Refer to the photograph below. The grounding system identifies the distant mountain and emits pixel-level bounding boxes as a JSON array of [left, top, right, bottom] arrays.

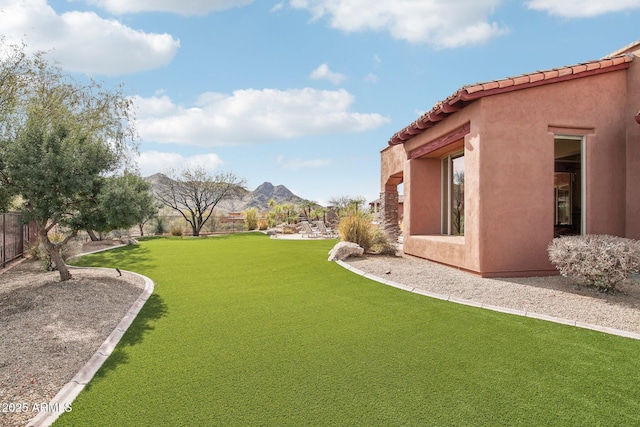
[[242, 182, 304, 210], [144, 174, 306, 212], [144, 172, 174, 188]]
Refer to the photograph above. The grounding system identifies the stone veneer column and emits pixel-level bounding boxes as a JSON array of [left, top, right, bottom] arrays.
[[380, 191, 399, 239]]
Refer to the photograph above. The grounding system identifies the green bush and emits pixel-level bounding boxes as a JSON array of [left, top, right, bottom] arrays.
[[244, 208, 259, 231], [153, 216, 168, 235], [548, 234, 640, 292]]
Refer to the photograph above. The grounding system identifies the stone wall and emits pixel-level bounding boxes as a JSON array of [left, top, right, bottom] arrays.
[[380, 191, 399, 239]]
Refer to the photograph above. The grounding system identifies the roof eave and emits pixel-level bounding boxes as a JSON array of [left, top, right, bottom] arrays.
[[388, 54, 633, 146]]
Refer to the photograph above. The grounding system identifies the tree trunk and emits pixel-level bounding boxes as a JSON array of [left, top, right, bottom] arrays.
[[40, 229, 72, 281], [192, 224, 199, 237], [138, 223, 145, 236], [51, 246, 72, 281], [86, 229, 100, 241]]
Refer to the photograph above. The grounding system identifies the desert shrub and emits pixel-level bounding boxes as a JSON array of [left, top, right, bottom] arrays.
[[369, 225, 397, 255], [548, 234, 640, 292], [169, 225, 183, 236], [282, 224, 298, 234], [257, 218, 269, 231], [244, 208, 259, 231], [338, 210, 375, 252], [153, 216, 168, 235]]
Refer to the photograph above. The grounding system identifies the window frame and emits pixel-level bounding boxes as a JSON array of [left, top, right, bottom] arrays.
[[554, 134, 586, 235], [441, 150, 465, 235]]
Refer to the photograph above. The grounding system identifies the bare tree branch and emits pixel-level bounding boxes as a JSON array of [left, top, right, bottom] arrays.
[[154, 167, 246, 236]]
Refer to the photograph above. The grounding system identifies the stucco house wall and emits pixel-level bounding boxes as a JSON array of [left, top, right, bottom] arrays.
[[476, 68, 629, 275], [381, 42, 640, 277], [625, 55, 640, 239], [402, 104, 482, 273]]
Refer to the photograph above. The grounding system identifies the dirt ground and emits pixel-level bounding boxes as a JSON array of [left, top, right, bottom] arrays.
[[0, 242, 144, 427]]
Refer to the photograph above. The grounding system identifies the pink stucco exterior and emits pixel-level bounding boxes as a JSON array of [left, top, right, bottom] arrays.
[[381, 42, 640, 277]]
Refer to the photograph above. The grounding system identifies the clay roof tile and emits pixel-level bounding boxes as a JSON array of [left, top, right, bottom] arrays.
[[528, 72, 545, 83], [557, 67, 573, 77], [585, 61, 602, 71], [482, 81, 500, 91], [512, 75, 531, 86], [574, 64, 588, 73], [600, 58, 614, 68], [498, 78, 515, 88], [464, 84, 485, 94]]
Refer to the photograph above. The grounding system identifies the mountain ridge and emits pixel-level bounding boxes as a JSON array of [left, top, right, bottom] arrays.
[[144, 173, 306, 212]]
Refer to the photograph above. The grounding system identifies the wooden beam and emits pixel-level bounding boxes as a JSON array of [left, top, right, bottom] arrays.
[[409, 122, 470, 159]]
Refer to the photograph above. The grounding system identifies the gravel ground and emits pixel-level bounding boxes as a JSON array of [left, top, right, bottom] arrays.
[[345, 253, 640, 334], [0, 243, 144, 427]]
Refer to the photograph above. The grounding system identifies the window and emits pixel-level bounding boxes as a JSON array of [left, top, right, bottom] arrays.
[[554, 136, 583, 236], [442, 152, 465, 235]]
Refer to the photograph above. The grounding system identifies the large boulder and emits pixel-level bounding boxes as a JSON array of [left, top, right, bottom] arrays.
[[120, 236, 139, 246], [328, 241, 364, 261]]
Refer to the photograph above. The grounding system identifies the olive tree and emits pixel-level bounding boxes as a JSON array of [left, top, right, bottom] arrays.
[[154, 166, 246, 237], [0, 40, 33, 212], [74, 172, 158, 239], [0, 42, 137, 280]]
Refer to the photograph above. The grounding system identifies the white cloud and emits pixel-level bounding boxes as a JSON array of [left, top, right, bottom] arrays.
[[271, 2, 285, 12], [289, 0, 508, 48], [309, 63, 347, 85], [364, 73, 378, 83], [134, 88, 389, 146], [78, 0, 253, 16], [0, 0, 179, 75], [137, 151, 224, 176], [525, 0, 640, 17], [276, 155, 332, 170]]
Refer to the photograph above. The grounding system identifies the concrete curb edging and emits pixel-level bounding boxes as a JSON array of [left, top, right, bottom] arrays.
[[27, 246, 154, 427], [336, 260, 640, 341]]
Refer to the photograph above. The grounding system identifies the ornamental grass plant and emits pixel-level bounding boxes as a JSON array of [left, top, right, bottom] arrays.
[[337, 206, 394, 254], [337, 209, 374, 251]]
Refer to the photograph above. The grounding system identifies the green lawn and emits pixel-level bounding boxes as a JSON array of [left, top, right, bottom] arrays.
[[56, 233, 640, 426]]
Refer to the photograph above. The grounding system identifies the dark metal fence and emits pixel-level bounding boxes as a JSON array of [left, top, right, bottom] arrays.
[[1, 212, 36, 268]]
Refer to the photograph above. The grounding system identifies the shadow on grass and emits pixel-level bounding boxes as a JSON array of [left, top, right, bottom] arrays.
[[84, 292, 169, 390], [71, 245, 156, 273]]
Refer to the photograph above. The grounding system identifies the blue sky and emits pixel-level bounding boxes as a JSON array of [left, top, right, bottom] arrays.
[[1, 1, 639, 205]]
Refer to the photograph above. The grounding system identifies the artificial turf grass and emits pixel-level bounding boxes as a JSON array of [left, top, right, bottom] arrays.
[[56, 233, 640, 426]]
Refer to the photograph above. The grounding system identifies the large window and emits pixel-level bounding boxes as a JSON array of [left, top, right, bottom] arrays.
[[442, 152, 465, 235]]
